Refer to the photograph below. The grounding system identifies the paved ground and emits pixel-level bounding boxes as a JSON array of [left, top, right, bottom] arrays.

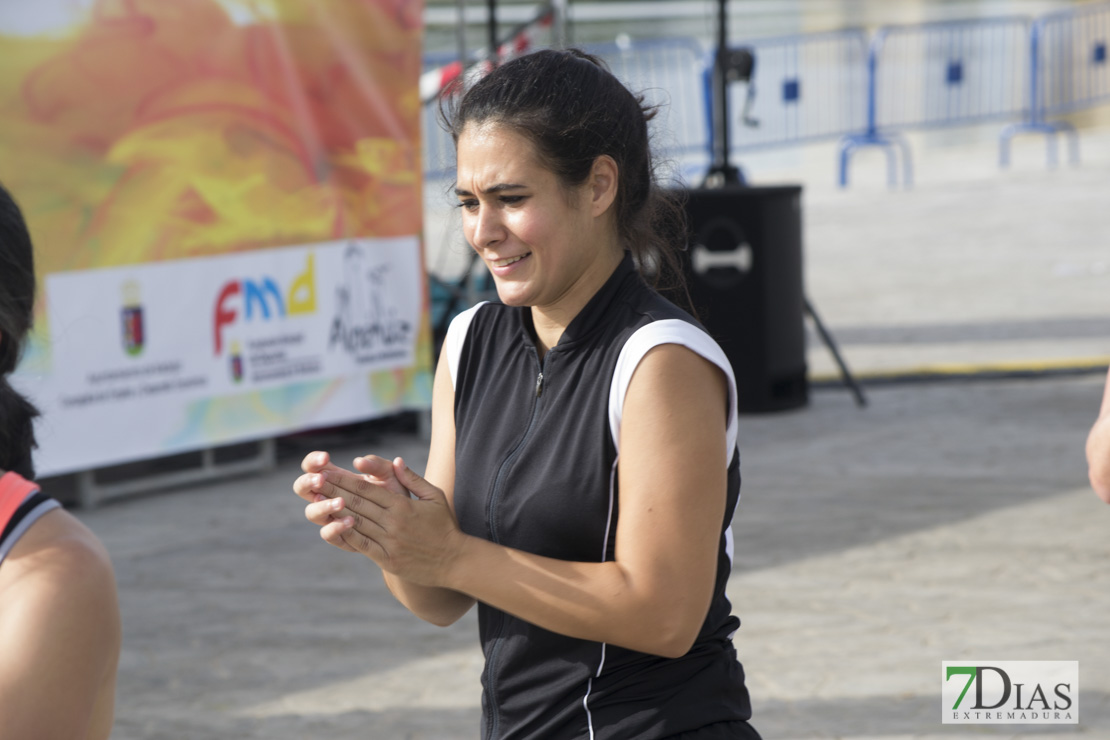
[[796, 122, 1110, 381], [66, 122, 1110, 738]]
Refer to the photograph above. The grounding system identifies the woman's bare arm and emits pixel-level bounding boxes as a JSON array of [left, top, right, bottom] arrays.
[[0, 509, 121, 740], [317, 344, 729, 657]]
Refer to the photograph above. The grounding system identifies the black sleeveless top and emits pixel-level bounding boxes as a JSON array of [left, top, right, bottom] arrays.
[[445, 255, 754, 739]]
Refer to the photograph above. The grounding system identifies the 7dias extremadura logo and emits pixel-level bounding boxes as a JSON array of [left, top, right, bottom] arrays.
[[942, 661, 1078, 724]]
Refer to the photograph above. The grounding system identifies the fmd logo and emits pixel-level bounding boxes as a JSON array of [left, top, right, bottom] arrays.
[[942, 661, 1077, 724], [212, 253, 316, 354]]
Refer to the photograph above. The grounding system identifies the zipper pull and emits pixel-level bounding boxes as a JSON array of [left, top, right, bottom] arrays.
[[535, 371, 544, 397]]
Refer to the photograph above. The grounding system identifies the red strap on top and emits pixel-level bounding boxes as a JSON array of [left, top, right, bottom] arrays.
[[0, 471, 40, 530]]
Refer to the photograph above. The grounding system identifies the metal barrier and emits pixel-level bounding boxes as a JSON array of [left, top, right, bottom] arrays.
[[421, 50, 462, 180], [875, 17, 1031, 130], [714, 29, 869, 155], [589, 37, 710, 180], [422, 37, 710, 182], [1000, 1, 1110, 167], [839, 16, 1031, 187], [421, 3, 557, 180], [1038, 1, 1110, 116], [421, 6, 1110, 189]]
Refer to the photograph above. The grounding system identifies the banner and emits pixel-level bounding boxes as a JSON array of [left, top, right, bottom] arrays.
[[1, 0, 430, 476]]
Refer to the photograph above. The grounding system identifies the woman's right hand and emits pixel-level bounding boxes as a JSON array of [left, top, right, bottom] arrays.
[[293, 451, 409, 554]]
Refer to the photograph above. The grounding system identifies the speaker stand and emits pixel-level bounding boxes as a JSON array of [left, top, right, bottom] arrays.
[[804, 296, 867, 408]]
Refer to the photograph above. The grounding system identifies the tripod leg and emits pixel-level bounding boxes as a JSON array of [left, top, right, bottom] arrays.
[[804, 296, 867, 408]]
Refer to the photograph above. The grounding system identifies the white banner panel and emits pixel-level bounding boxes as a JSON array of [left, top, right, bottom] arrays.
[[23, 237, 428, 476], [1, 0, 428, 478]]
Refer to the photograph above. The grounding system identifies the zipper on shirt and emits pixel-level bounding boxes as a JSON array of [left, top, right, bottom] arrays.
[[482, 347, 549, 740], [486, 348, 548, 544]]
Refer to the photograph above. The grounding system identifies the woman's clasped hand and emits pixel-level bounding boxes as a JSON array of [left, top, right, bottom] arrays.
[[295, 452, 465, 588]]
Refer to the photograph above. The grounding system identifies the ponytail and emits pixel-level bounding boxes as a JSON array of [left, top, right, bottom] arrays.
[[0, 181, 40, 479], [0, 376, 38, 479]]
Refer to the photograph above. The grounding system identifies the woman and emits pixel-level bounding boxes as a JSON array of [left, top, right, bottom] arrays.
[[295, 49, 761, 739], [0, 183, 121, 739], [1087, 367, 1110, 503]]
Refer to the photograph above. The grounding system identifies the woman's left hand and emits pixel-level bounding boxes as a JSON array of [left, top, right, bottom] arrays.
[[309, 457, 467, 587]]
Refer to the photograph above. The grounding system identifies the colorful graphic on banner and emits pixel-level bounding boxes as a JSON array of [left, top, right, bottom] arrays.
[[2, 0, 430, 476]]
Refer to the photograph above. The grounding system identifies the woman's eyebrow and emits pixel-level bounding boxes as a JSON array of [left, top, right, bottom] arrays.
[[454, 182, 527, 197]]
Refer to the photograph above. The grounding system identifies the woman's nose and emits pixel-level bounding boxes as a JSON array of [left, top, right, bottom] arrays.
[[470, 204, 504, 248]]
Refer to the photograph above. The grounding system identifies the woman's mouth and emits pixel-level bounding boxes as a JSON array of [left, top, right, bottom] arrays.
[[491, 253, 530, 268]]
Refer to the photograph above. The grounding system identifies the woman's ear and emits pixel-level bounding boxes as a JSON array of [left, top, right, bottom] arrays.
[[589, 155, 619, 217]]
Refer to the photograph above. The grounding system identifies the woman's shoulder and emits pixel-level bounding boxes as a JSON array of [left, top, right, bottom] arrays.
[[0, 469, 39, 503], [608, 305, 739, 456], [628, 280, 707, 332], [449, 299, 518, 330], [443, 301, 520, 389], [0, 498, 120, 740], [4, 506, 111, 571], [0, 506, 119, 676], [444, 301, 523, 356], [2, 507, 115, 596], [613, 281, 718, 353], [615, 317, 734, 393]]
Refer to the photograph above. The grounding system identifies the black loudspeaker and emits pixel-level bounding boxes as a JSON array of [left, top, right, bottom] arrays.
[[675, 185, 808, 413]]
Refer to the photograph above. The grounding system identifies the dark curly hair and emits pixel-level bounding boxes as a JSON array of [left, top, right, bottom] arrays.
[[0, 183, 40, 479], [442, 48, 689, 298]]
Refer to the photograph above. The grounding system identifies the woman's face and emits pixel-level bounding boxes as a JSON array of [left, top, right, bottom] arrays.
[[454, 122, 618, 313]]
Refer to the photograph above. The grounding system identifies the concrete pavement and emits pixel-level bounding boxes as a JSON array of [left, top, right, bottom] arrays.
[[67, 123, 1110, 739], [78, 375, 1109, 739]]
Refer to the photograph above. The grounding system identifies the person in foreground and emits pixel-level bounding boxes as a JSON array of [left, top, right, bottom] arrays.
[[0, 183, 121, 739], [1086, 367, 1110, 503], [295, 49, 761, 739]]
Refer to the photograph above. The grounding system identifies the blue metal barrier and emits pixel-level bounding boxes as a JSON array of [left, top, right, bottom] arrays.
[[874, 17, 1031, 130], [423, 6, 1110, 190], [1000, 2, 1110, 167], [713, 29, 869, 156], [839, 16, 1031, 187]]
